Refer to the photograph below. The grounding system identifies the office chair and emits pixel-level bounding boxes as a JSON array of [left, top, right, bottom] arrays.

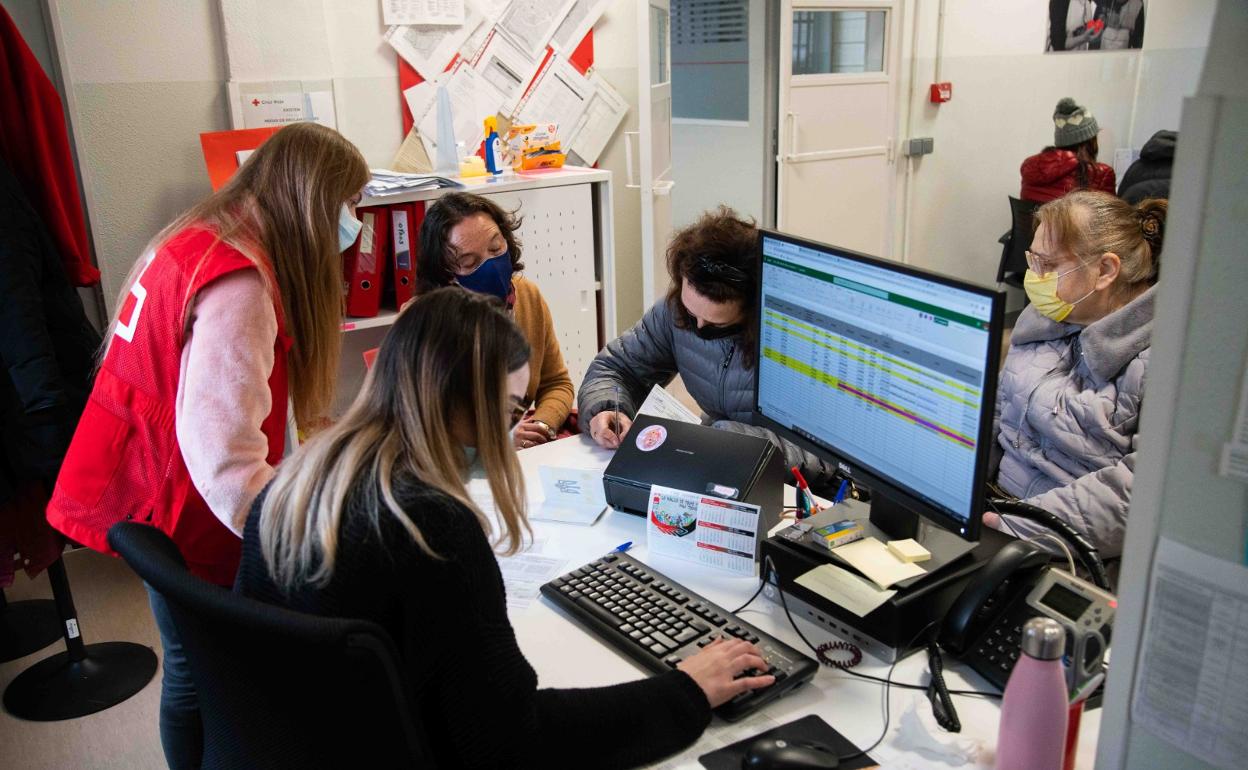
[[996, 196, 1040, 290], [107, 522, 436, 769]]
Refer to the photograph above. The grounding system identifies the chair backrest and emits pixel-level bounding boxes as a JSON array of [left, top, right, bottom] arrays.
[[998, 196, 1041, 284], [108, 522, 435, 769]]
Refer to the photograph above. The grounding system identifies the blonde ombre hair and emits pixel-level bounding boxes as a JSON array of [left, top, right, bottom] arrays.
[[107, 122, 369, 426], [1036, 190, 1167, 297], [258, 288, 532, 588]]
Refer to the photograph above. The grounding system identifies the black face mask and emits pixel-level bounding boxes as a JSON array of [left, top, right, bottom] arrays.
[[694, 323, 744, 340]]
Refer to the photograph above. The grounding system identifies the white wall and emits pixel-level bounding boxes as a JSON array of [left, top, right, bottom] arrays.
[[217, 0, 402, 168], [593, 2, 644, 331], [895, 0, 1215, 284], [46, 0, 231, 309], [671, 0, 767, 229]]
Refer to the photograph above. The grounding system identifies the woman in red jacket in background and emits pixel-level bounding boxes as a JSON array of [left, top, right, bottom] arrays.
[[46, 122, 369, 769], [1021, 97, 1116, 203]]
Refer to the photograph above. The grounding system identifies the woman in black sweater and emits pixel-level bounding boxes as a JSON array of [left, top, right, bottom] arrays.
[[236, 289, 774, 768]]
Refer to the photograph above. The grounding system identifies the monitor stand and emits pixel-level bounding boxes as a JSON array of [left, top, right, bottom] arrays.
[[856, 492, 978, 589]]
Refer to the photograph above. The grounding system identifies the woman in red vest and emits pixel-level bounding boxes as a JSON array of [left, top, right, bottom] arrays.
[[47, 122, 369, 769]]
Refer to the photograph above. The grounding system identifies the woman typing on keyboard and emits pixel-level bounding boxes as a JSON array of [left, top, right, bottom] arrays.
[[235, 289, 775, 768]]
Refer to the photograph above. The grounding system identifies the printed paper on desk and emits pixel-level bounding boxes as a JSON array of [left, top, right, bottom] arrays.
[[382, 0, 465, 27], [795, 563, 896, 618], [637, 384, 699, 425], [646, 486, 758, 576], [529, 466, 606, 526]]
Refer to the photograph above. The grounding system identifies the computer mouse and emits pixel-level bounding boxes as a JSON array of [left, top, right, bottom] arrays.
[[741, 737, 839, 769]]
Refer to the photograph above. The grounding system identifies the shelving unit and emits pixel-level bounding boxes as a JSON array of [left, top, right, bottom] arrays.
[[334, 166, 615, 415]]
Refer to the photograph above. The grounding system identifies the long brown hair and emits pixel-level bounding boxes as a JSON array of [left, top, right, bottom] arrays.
[[108, 122, 369, 426], [1036, 190, 1167, 296], [664, 206, 760, 366], [258, 288, 532, 588]]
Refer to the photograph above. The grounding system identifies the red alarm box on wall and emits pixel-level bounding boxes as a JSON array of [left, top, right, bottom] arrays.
[[343, 206, 389, 317]]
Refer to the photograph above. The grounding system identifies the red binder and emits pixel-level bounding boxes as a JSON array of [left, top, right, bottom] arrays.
[[389, 202, 423, 308], [342, 206, 388, 317]]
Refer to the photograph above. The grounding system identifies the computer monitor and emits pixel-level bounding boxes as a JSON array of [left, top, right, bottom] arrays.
[[752, 229, 1004, 545]]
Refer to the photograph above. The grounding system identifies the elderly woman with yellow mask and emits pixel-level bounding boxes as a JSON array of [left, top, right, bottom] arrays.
[[986, 190, 1166, 558]]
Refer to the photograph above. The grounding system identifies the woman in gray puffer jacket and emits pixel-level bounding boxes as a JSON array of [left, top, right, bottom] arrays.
[[579, 207, 836, 489], [989, 190, 1167, 558]]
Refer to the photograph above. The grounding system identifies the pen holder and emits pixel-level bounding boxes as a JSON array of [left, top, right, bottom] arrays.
[[1062, 700, 1085, 770]]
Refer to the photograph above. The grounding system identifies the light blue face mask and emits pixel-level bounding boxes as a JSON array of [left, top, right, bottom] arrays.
[[338, 204, 363, 252]]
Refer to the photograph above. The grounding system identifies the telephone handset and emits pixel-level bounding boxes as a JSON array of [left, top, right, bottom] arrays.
[[940, 540, 1050, 658], [939, 539, 1116, 692]]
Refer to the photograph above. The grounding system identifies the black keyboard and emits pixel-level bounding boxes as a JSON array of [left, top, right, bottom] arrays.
[[540, 551, 819, 721]]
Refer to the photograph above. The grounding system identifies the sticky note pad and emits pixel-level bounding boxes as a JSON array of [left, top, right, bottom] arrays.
[[887, 538, 931, 563]]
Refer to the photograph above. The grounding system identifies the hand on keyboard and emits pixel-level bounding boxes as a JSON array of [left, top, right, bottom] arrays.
[[677, 637, 776, 708]]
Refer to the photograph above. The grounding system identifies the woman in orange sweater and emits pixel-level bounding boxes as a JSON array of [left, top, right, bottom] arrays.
[[416, 192, 574, 449]]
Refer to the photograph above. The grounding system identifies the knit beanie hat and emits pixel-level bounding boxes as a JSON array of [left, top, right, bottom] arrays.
[[1053, 98, 1099, 148]]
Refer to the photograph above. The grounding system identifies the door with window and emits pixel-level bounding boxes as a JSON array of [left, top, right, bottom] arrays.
[[778, 1, 898, 257], [637, 0, 675, 307]]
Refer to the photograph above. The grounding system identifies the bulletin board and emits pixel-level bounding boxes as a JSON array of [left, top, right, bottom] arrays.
[[382, 1, 624, 166]]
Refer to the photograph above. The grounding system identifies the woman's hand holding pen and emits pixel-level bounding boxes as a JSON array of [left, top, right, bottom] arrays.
[[589, 411, 633, 449]]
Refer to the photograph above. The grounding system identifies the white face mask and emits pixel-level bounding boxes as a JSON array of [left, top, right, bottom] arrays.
[[338, 204, 363, 252]]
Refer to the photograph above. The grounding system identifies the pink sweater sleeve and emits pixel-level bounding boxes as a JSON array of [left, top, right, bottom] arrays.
[[175, 269, 278, 536]]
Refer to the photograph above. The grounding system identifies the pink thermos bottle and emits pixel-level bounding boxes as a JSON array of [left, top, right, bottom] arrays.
[[996, 617, 1068, 770]]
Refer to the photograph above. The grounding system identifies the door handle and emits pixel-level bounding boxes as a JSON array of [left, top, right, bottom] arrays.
[[784, 111, 799, 162], [653, 179, 675, 196], [623, 131, 640, 189]]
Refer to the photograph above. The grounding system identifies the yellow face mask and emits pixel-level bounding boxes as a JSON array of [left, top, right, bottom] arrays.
[[1023, 261, 1097, 322]]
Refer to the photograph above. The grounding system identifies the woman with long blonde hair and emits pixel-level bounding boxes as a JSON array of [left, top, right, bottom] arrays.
[[47, 122, 369, 768], [237, 289, 776, 768]]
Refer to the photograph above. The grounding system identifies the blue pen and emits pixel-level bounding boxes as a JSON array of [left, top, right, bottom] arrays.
[[834, 480, 849, 505], [614, 541, 633, 553]]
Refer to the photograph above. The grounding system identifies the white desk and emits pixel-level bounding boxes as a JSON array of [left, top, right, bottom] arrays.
[[503, 434, 1101, 769]]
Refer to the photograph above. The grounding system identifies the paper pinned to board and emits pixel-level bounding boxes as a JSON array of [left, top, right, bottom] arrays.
[[1131, 537, 1248, 768], [795, 563, 896, 618], [515, 54, 590, 130], [567, 72, 628, 167], [549, 0, 609, 54], [385, 8, 483, 81], [637, 384, 699, 425], [832, 537, 926, 590], [406, 60, 489, 158], [497, 0, 577, 57], [381, 0, 465, 26], [471, 27, 542, 116]]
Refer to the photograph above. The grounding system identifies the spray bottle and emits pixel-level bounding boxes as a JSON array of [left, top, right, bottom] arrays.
[[483, 116, 504, 175]]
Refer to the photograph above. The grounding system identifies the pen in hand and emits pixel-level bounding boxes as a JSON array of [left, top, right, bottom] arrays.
[[612, 385, 622, 436]]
